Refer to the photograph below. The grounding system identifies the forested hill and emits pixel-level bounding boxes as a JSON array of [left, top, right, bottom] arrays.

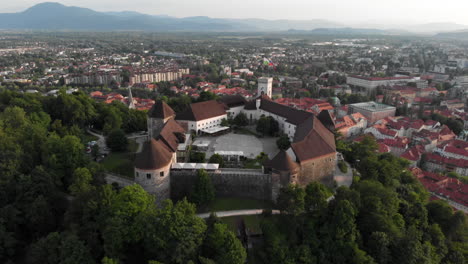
[[0, 89, 466, 264], [0, 2, 342, 32]]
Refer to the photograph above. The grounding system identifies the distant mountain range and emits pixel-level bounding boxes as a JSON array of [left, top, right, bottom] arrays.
[[435, 30, 468, 39], [0, 2, 342, 32], [0, 2, 467, 34]]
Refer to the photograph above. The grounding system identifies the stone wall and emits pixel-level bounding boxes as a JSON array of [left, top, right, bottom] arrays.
[[134, 162, 172, 203], [298, 153, 336, 187], [171, 168, 274, 201], [148, 117, 168, 139]]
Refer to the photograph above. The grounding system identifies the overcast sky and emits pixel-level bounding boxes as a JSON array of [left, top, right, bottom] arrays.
[[2, 0, 468, 25]]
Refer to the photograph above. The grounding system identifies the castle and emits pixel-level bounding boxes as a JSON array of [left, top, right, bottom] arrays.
[[134, 77, 337, 202]]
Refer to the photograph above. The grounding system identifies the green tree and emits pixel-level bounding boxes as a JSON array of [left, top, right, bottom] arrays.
[[276, 134, 291, 150], [0, 220, 16, 263], [69, 167, 95, 195], [277, 184, 305, 216], [101, 257, 119, 264], [256, 116, 279, 136], [190, 151, 206, 163], [106, 129, 128, 152], [202, 223, 246, 264], [101, 185, 155, 258], [256, 116, 270, 136], [233, 113, 248, 127], [191, 169, 215, 206], [208, 154, 225, 167], [304, 182, 331, 216], [367, 232, 391, 264], [143, 199, 207, 263], [28, 232, 95, 264], [220, 118, 229, 127]]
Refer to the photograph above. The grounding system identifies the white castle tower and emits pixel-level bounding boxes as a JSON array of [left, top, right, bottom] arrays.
[[258, 77, 273, 98]]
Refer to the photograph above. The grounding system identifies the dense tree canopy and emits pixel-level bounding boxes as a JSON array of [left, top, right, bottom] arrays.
[[0, 90, 245, 264], [261, 136, 467, 264], [0, 89, 466, 263]]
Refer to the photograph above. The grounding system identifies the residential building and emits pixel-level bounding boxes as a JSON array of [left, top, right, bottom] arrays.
[[347, 75, 413, 90]]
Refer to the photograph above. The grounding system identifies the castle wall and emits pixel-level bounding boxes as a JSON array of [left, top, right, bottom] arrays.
[[170, 169, 274, 201], [134, 162, 172, 203], [298, 153, 336, 186], [148, 117, 171, 139]]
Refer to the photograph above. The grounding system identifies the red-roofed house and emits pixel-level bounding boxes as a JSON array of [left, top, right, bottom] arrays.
[[411, 168, 468, 208], [401, 145, 426, 167], [435, 139, 468, 161], [364, 126, 398, 140]]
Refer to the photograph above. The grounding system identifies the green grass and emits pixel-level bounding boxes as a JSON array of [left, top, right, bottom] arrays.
[[127, 139, 139, 152], [244, 159, 262, 169], [203, 197, 272, 212], [101, 152, 135, 178], [218, 215, 263, 235], [101, 140, 139, 179]]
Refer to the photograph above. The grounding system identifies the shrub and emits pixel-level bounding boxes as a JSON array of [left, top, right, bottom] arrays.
[[338, 160, 348, 173]]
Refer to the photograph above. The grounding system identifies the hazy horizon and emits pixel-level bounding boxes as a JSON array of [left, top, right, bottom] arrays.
[[2, 0, 468, 26]]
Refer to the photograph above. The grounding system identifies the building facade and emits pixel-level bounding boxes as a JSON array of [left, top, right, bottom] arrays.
[[349, 101, 396, 124], [347, 75, 414, 90]]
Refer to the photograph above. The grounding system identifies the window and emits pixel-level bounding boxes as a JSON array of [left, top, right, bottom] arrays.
[[136, 172, 139, 177], [160, 171, 164, 177], [146, 173, 151, 179]]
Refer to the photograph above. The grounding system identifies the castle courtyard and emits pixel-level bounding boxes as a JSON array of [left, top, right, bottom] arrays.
[[193, 133, 279, 159]]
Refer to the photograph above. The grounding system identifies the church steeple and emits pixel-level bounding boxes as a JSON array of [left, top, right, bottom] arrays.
[[128, 87, 135, 109]]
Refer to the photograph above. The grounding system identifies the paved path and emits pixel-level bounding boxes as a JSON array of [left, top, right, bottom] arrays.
[[87, 129, 110, 154], [197, 133, 279, 159], [334, 161, 353, 188], [105, 173, 135, 187], [197, 209, 281, 219]]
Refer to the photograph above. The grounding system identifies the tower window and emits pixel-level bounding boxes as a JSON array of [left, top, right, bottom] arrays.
[[160, 171, 164, 177], [146, 173, 151, 179]]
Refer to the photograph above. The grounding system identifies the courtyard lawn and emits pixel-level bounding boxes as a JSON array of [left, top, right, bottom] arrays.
[[101, 139, 139, 179], [204, 197, 273, 212], [244, 159, 262, 169]]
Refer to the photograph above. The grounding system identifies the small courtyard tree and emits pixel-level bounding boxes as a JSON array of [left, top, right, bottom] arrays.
[[220, 118, 229, 127], [208, 154, 225, 167], [190, 151, 206, 163], [256, 116, 270, 136], [276, 134, 291, 150], [233, 112, 248, 127]]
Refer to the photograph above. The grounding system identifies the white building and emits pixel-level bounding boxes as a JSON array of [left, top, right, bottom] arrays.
[[347, 75, 414, 90], [176, 100, 228, 135], [258, 77, 273, 97]]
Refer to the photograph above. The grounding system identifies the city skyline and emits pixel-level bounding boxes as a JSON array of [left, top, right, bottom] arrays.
[[2, 0, 468, 26]]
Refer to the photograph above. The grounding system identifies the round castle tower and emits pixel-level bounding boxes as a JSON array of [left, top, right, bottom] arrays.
[[135, 101, 177, 202]]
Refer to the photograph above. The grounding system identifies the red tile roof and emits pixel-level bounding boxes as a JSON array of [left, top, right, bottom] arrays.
[[135, 138, 173, 170], [176, 100, 227, 121]]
